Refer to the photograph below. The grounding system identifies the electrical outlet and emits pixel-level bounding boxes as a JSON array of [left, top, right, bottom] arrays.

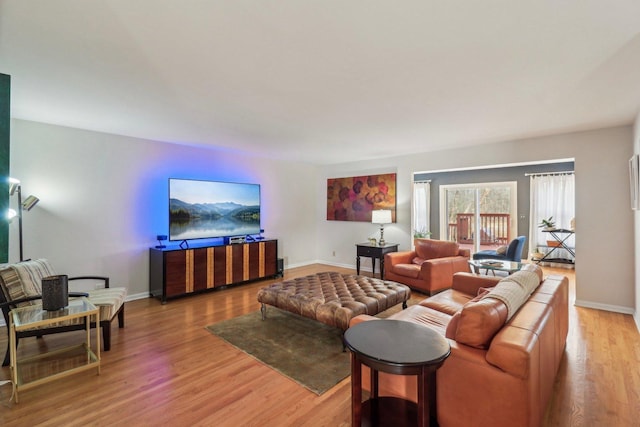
[[332, 251, 336, 256]]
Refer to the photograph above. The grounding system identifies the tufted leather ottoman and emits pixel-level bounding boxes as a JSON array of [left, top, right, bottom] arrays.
[[257, 271, 411, 331]]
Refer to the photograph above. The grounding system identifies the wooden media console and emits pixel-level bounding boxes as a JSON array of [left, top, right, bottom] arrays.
[[149, 239, 278, 303]]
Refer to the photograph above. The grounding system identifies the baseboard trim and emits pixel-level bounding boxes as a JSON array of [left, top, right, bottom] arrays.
[[284, 259, 368, 272], [574, 299, 635, 315]]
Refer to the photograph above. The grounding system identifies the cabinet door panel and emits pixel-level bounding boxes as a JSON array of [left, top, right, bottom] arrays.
[[231, 244, 245, 283], [213, 246, 227, 286], [248, 243, 260, 279], [165, 251, 187, 297], [264, 241, 277, 277], [193, 248, 208, 291]]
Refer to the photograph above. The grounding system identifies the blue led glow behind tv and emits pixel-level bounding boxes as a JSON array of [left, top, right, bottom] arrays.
[[169, 178, 261, 241]]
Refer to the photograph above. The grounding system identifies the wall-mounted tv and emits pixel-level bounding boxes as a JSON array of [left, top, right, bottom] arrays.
[[169, 178, 261, 241]]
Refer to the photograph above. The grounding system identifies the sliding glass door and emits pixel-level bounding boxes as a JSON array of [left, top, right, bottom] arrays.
[[439, 182, 517, 254]]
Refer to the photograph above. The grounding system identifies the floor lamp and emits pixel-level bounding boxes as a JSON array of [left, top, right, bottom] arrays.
[[8, 178, 39, 262]]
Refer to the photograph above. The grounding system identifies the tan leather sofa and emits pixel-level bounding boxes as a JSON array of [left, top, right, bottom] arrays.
[[350, 264, 568, 427], [384, 238, 471, 295]]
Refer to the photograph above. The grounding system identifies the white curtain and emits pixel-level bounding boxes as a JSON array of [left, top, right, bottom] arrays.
[[412, 181, 431, 239], [529, 173, 575, 259]]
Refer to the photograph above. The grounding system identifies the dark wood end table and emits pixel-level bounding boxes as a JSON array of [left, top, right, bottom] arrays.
[[355, 243, 399, 279], [344, 320, 451, 427]]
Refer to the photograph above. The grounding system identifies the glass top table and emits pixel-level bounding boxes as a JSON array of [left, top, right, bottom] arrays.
[[12, 298, 98, 330], [9, 297, 101, 403], [468, 259, 523, 275]]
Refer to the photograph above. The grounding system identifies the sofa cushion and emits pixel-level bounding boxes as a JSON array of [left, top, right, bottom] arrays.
[[415, 239, 460, 260], [454, 297, 508, 349], [420, 289, 474, 315], [391, 304, 451, 336], [393, 263, 421, 279], [87, 287, 127, 321]]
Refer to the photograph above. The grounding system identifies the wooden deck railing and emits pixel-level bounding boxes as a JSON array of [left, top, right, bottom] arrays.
[[450, 213, 510, 245]]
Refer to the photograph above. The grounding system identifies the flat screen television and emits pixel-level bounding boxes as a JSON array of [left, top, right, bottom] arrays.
[[169, 178, 261, 241]]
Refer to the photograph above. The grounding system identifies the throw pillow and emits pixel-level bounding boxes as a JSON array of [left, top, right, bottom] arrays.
[[496, 245, 507, 255], [412, 257, 425, 265], [13, 259, 57, 295], [0, 267, 28, 304], [454, 298, 508, 349], [0, 259, 57, 306]]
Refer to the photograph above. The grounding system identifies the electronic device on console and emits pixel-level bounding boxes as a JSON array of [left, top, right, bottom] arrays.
[[228, 236, 246, 244]]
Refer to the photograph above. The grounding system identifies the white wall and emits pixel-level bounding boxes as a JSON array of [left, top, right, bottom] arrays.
[[10, 119, 319, 299], [10, 119, 636, 315], [319, 125, 635, 313]]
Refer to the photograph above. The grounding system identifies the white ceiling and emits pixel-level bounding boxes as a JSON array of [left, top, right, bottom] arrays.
[[1, 1, 640, 165]]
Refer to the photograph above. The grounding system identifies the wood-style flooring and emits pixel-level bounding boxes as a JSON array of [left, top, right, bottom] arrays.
[[0, 264, 638, 426]]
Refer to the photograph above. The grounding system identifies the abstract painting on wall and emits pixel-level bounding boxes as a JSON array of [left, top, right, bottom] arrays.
[[327, 173, 396, 222]]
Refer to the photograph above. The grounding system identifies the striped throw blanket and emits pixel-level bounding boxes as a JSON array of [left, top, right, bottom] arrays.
[[482, 270, 541, 320]]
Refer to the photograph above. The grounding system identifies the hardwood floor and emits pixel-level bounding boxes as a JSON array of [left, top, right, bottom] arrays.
[[0, 264, 638, 426]]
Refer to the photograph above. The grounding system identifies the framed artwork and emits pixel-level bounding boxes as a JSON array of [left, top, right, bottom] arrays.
[[327, 173, 396, 222]]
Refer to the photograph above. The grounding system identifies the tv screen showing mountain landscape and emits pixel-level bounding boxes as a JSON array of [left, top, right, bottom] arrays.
[[169, 179, 261, 241]]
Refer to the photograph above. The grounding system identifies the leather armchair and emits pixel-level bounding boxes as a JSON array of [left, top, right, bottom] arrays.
[[384, 239, 470, 295]]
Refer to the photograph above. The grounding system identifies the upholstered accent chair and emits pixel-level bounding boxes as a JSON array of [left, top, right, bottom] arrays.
[[472, 235, 527, 262], [384, 239, 471, 295], [0, 259, 126, 366]]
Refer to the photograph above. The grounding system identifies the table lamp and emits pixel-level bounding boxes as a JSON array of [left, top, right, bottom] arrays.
[[371, 209, 392, 246]]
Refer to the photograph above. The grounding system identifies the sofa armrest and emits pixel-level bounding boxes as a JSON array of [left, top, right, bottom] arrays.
[[458, 248, 471, 258], [418, 256, 470, 292], [385, 251, 416, 267], [452, 272, 501, 296], [69, 276, 110, 288]]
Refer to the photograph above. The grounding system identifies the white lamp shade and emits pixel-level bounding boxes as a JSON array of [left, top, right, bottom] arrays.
[[371, 209, 392, 224]]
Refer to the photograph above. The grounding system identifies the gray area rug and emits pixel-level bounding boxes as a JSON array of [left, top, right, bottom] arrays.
[[206, 308, 349, 395], [205, 296, 421, 395]]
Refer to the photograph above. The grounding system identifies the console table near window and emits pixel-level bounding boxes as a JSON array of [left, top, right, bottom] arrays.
[[537, 228, 575, 264], [356, 243, 398, 279]]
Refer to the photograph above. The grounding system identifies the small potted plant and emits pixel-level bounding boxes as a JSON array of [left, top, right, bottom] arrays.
[[538, 216, 556, 231], [413, 228, 431, 239]]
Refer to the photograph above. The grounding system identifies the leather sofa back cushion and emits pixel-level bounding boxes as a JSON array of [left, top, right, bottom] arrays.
[[454, 297, 508, 349], [415, 239, 460, 260]]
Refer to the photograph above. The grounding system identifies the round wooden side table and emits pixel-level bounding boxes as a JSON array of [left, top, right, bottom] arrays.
[[344, 319, 451, 427]]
